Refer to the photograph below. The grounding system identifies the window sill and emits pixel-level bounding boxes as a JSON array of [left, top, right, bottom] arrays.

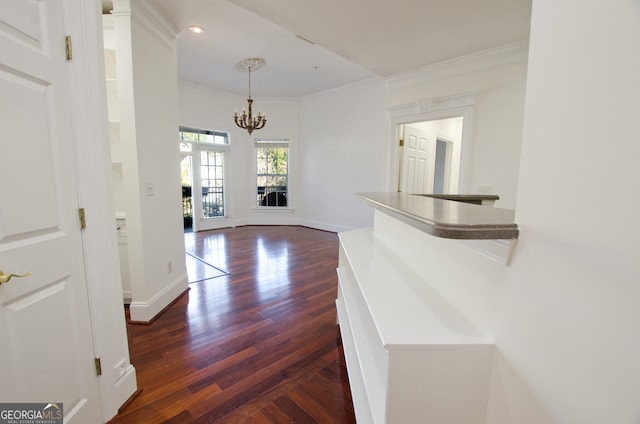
[[251, 207, 295, 214], [200, 215, 229, 221]]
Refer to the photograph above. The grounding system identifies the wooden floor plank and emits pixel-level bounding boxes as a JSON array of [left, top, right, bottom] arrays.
[[109, 226, 355, 423], [273, 395, 317, 423]]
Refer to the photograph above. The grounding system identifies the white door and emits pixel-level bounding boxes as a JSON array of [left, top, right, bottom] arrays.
[[0, 1, 102, 422], [401, 125, 436, 193], [193, 148, 228, 232]]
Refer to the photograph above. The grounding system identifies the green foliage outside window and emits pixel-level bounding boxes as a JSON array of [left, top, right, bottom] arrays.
[[256, 145, 288, 207]]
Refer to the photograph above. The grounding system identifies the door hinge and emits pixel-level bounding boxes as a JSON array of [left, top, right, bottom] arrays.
[[94, 357, 102, 376], [399, 139, 404, 147], [78, 208, 86, 229], [65, 35, 72, 60]]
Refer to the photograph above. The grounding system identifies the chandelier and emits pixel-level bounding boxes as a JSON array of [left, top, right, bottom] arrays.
[[233, 58, 267, 135]]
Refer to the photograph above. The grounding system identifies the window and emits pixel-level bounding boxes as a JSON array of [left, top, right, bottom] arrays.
[[179, 127, 229, 224], [180, 127, 228, 145], [256, 140, 288, 207]]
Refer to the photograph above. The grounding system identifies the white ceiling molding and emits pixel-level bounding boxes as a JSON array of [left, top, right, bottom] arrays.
[[128, 0, 179, 50], [387, 92, 477, 119], [385, 40, 529, 91], [430, 92, 477, 111]]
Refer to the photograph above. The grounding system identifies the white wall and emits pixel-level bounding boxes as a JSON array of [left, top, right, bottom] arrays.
[[486, 0, 640, 422], [113, 0, 188, 322], [298, 79, 388, 231], [386, 46, 528, 209]]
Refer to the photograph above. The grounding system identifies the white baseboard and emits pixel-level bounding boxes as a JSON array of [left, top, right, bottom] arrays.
[[103, 364, 137, 421], [128, 273, 188, 322], [296, 218, 355, 234]]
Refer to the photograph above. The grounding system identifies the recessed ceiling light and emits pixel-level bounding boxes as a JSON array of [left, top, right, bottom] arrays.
[[188, 25, 205, 34]]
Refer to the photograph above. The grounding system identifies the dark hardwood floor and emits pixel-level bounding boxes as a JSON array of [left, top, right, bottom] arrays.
[[109, 226, 356, 424]]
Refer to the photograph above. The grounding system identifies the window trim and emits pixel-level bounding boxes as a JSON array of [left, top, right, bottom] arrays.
[[180, 126, 230, 146], [254, 138, 290, 209]]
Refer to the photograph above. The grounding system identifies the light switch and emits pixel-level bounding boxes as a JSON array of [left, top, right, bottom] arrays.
[[144, 181, 155, 197]]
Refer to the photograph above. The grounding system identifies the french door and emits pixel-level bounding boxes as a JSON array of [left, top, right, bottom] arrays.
[[181, 146, 229, 232]]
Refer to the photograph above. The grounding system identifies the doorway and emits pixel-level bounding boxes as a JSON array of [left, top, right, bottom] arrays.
[[179, 127, 230, 232], [399, 117, 463, 194]]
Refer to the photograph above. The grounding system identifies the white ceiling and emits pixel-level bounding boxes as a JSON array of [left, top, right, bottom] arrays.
[[105, 0, 531, 97]]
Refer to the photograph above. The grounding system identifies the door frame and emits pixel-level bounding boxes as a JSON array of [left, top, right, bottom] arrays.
[[386, 93, 476, 193], [63, 0, 137, 420], [434, 136, 455, 194], [192, 143, 231, 232]]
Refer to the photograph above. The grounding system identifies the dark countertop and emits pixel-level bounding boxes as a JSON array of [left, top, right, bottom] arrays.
[[356, 192, 519, 240]]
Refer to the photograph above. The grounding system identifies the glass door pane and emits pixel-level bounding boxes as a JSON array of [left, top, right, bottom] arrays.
[[200, 151, 224, 218], [180, 155, 193, 231]]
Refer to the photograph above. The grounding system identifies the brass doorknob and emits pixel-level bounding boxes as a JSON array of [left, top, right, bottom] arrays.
[[0, 269, 32, 284]]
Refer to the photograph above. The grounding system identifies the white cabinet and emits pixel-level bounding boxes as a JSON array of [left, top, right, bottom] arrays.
[[336, 227, 494, 423]]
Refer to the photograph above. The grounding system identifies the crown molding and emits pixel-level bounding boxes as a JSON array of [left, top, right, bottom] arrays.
[[111, 0, 179, 50], [132, 0, 179, 49], [385, 40, 529, 91]]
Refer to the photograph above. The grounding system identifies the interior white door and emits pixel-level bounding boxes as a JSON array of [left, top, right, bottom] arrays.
[[0, 1, 102, 422], [401, 125, 436, 193]]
